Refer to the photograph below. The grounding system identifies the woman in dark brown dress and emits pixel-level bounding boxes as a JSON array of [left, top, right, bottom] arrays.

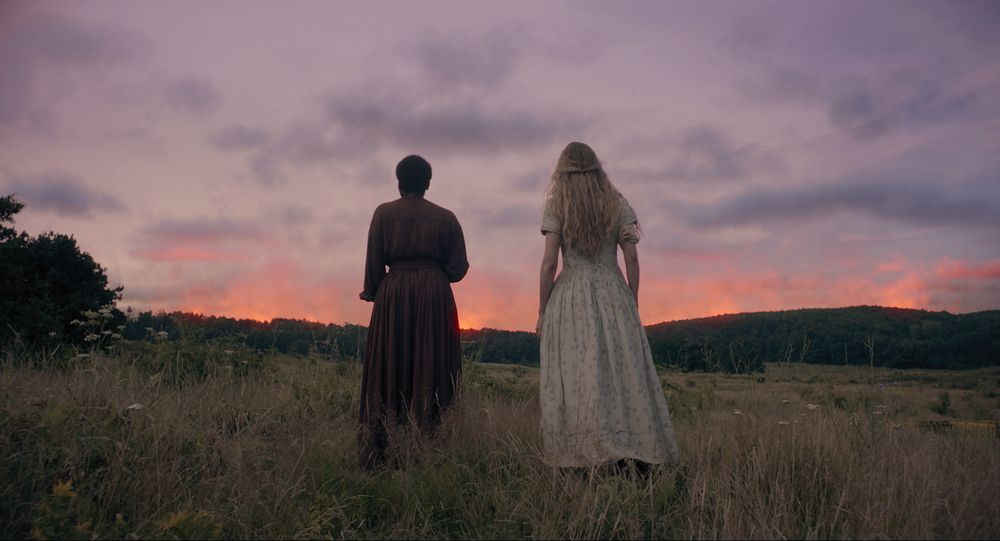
[[358, 154, 469, 469]]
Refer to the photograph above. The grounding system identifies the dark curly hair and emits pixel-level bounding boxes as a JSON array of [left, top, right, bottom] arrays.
[[396, 155, 432, 195]]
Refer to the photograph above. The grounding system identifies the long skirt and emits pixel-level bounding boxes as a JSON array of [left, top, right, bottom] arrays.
[[358, 263, 462, 468]]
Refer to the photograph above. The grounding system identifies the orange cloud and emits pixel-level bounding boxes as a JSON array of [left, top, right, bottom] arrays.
[[132, 246, 247, 262], [935, 258, 1000, 281]]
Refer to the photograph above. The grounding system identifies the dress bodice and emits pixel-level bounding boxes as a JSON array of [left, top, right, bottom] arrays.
[[540, 193, 639, 272]]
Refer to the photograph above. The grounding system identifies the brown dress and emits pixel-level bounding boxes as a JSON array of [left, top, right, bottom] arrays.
[[358, 196, 469, 467]]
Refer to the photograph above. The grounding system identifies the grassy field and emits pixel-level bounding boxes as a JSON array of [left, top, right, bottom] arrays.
[[2, 347, 999, 539]]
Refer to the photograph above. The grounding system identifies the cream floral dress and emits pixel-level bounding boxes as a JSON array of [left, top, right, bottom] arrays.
[[539, 195, 679, 467]]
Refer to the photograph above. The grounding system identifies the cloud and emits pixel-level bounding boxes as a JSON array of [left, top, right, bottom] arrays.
[[3, 172, 126, 216], [0, 7, 151, 124], [323, 89, 583, 154], [935, 258, 1000, 282], [210, 125, 270, 151], [409, 32, 520, 91], [243, 121, 341, 184], [130, 216, 267, 264], [470, 203, 539, 229], [273, 204, 313, 226], [139, 217, 262, 244], [508, 168, 551, 192], [163, 77, 222, 114], [686, 171, 1000, 230], [625, 125, 784, 183], [236, 85, 588, 184], [827, 74, 978, 140], [737, 65, 823, 103]]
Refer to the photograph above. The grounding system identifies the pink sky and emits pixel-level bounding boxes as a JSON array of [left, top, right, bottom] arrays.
[[2, 1, 999, 330]]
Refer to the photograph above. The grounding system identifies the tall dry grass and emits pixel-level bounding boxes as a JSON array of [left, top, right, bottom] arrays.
[[1, 350, 998, 539]]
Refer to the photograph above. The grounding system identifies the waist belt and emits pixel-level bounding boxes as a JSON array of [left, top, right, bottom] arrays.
[[389, 258, 441, 271]]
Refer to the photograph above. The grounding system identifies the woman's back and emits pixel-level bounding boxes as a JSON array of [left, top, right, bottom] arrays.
[[537, 142, 677, 469], [542, 194, 635, 272], [374, 197, 462, 264]]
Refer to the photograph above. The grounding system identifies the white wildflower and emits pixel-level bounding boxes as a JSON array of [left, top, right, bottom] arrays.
[[806, 403, 820, 411], [782, 399, 791, 405], [84, 334, 100, 342], [125, 403, 143, 410], [48, 331, 57, 337], [778, 421, 790, 426], [732, 409, 745, 416], [75, 353, 91, 358]]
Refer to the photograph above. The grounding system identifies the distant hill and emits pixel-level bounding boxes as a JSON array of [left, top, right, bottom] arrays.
[[460, 306, 1000, 371], [121, 306, 999, 372], [643, 306, 1000, 371]]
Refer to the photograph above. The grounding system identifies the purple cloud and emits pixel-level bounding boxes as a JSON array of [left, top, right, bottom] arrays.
[[687, 172, 1000, 230], [3, 172, 126, 216], [0, 8, 151, 124], [236, 85, 587, 184], [623, 125, 784, 183], [164, 77, 221, 114], [469, 203, 539, 229], [324, 89, 586, 154], [410, 33, 520, 90], [827, 74, 979, 139], [210, 125, 270, 151], [140, 217, 262, 244]]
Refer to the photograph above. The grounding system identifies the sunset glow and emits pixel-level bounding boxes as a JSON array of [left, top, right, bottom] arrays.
[[2, 1, 998, 330]]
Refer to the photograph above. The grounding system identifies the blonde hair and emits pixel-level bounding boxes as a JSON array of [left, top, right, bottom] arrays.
[[544, 142, 622, 258]]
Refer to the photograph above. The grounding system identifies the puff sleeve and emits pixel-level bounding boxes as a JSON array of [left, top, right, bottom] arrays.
[[619, 197, 640, 244], [541, 201, 561, 235]]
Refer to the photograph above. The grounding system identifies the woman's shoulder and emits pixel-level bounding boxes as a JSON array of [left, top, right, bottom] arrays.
[[420, 199, 460, 221], [617, 191, 638, 224]]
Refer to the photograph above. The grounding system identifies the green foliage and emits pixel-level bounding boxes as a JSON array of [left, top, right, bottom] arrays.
[[109, 306, 1000, 373], [0, 194, 24, 241], [119, 311, 367, 361], [0, 196, 123, 353], [646, 306, 1000, 371], [931, 391, 952, 416], [461, 328, 538, 365]]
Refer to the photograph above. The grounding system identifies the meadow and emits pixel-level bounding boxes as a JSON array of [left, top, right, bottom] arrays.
[[2, 344, 999, 540]]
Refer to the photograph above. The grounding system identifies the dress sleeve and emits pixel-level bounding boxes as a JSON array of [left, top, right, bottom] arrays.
[[619, 197, 641, 244], [540, 201, 561, 235], [444, 217, 469, 283], [361, 209, 385, 301]]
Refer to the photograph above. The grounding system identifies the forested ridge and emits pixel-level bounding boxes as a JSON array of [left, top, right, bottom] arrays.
[[107, 306, 998, 372]]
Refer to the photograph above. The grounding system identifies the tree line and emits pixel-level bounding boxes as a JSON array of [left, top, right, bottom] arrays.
[[35, 305, 997, 373]]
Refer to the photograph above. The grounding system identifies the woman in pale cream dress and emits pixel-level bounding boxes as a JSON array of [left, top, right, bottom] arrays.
[[536, 142, 678, 468]]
